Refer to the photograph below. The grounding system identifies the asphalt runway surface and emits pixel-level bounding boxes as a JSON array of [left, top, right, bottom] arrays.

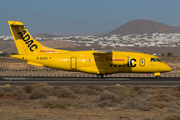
[[0, 76, 180, 86]]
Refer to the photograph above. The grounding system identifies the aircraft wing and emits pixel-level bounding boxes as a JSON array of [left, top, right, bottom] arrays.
[[93, 50, 112, 54], [93, 50, 128, 65], [93, 50, 112, 57]]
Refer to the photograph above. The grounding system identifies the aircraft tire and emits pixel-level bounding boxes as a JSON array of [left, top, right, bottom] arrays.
[[156, 76, 160, 79], [97, 73, 104, 78]]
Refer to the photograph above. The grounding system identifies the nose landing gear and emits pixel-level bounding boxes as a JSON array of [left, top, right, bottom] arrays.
[[156, 76, 160, 79], [154, 72, 161, 79]]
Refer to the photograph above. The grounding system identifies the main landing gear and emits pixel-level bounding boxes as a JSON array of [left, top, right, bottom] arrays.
[[97, 73, 104, 78]]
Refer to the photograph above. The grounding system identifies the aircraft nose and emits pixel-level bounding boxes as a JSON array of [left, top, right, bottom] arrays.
[[164, 64, 172, 72]]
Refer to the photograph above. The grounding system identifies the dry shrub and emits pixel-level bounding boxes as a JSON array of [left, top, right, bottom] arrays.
[[136, 88, 148, 96], [68, 94, 78, 99], [51, 86, 62, 95], [68, 85, 85, 95], [32, 82, 53, 96], [132, 86, 141, 91], [15, 87, 27, 100], [164, 115, 180, 120], [99, 90, 124, 104], [23, 84, 34, 93], [143, 118, 154, 120], [70, 99, 92, 109], [94, 85, 104, 92], [85, 88, 97, 95], [166, 108, 176, 113], [86, 85, 104, 93], [108, 86, 122, 94], [84, 85, 104, 95], [100, 91, 124, 103], [87, 96, 101, 103], [0, 99, 15, 105], [174, 85, 180, 91], [30, 89, 48, 99], [120, 97, 151, 110], [42, 97, 88, 109], [145, 88, 156, 95], [136, 104, 151, 111], [154, 88, 173, 96], [173, 92, 180, 97], [120, 99, 136, 109], [3, 92, 16, 97], [38, 86, 52, 96], [153, 102, 166, 108], [34, 82, 49, 88], [57, 87, 73, 98], [100, 91, 116, 102], [151, 94, 174, 102], [42, 97, 66, 109], [145, 93, 174, 103], [98, 100, 114, 107], [3, 87, 14, 92], [11, 116, 38, 120], [166, 101, 180, 110], [0, 89, 3, 97]]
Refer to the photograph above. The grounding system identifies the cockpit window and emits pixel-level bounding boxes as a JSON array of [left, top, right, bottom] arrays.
[[151, 58, 156, 62], [156, 58, 162, 62], [151, 58, 162, 62]]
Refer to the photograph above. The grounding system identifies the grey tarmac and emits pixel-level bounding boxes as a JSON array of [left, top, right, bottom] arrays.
[[0, 76, 180, 86]]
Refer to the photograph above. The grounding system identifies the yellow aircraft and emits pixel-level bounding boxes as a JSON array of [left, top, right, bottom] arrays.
[[8, 21, 172, 78]]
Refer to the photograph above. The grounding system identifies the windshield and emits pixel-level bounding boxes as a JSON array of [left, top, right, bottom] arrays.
[[151, 58, 162, 62], [156, 58, 162, 62]]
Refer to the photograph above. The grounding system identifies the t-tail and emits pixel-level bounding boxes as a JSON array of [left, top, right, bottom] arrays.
[[8, 21, 69, 56]]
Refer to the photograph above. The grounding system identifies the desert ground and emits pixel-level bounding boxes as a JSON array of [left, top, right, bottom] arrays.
[[0, 83, 180, 120]]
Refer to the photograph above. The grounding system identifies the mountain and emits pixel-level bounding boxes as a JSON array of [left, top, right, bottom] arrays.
[[105, 19, 180, 36]]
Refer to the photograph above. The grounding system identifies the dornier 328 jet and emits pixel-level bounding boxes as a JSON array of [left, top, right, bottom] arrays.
[[8, 21, 172, 78]]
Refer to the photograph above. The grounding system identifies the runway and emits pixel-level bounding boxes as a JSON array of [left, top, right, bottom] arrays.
[[0, 76, 180, 86]]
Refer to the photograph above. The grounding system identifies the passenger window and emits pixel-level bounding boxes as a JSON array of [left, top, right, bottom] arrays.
[[114, 65, 117, 67], [89, 59, 91, 62], [110, 64, 112, 67], [151, 58, 156, 62]]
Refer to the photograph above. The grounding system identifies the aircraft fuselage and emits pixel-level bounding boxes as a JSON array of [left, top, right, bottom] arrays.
[[13, 51, 172, 75]]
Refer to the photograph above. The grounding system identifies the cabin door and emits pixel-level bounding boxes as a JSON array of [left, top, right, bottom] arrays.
[[70, 57, 77, 70]]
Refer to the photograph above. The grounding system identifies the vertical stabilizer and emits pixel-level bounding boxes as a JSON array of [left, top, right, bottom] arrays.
[[8, 21, 69, 55]]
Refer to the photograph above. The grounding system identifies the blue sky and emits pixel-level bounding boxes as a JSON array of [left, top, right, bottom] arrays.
[[1, 0, 180, 36]]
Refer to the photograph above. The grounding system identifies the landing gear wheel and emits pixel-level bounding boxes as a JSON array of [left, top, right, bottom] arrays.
[[97, 73, 104, 78], [156, 76, 160, 79]]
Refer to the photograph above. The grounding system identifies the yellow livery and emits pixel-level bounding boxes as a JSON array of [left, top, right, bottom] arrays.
[[8, 21, 172, 78]]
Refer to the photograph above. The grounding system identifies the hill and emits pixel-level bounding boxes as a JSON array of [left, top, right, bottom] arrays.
[[0, 40, 78, 53], [33, 33, 62, 38], [105, 19, 180, 36]]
